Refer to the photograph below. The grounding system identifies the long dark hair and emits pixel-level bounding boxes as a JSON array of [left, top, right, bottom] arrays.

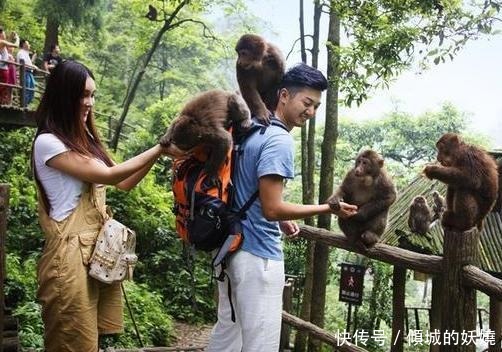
[[32, 60, 113, 212], [34, 60, 112, 165]]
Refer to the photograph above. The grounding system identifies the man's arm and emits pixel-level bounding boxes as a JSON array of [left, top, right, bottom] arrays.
[[259, 174, 357, 221]]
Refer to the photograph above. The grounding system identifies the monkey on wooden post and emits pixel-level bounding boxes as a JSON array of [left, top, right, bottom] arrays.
[[327, 150, 397, 248], [235, 34, 285, 124], [423, 133, 498, 231]]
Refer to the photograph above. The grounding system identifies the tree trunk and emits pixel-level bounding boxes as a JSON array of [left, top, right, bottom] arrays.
[[440, 227, 479, 352], [43, 17, 59, 55], [391, 266, 406, 352], [296, 1, 313, 351], [430, 276, 442, 352], [308, 6, 340, 352], [489, 297, 502, 352]]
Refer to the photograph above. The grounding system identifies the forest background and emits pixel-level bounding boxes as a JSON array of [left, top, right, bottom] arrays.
[[0, 0, 500, 350]]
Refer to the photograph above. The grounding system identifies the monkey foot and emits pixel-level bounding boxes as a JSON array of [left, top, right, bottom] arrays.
[[361, 231, 379, 247]]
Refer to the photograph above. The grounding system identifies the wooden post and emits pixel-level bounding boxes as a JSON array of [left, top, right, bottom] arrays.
[[19, 61, 25, 108], [281, 278, 294, 351], [0, 184, 10, 352], [430, 276, 442, 352], [440, 227, 479, 352], [489, 298, 501, 352], [391, 266, 406, 352]]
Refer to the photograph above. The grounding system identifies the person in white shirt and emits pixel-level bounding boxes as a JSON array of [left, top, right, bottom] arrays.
[[32, 60, 168, 351], [16, 38, 37, 106]]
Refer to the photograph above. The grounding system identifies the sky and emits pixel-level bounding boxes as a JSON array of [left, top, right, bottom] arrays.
[[245, 0, 502, 148]]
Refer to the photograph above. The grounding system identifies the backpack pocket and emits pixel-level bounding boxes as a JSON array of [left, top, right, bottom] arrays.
[[187, 195, 228, 251]]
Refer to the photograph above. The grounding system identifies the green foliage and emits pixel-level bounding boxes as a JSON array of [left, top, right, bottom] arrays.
[[117, 281, 174, 347], [5, 254, 44, 349], [330, 0, 502, 106], [0, 128, 42, 255]]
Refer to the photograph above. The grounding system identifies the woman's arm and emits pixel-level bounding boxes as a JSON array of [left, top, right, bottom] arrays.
[[47, 145, 163, 186], [114, 157, 158, 191]]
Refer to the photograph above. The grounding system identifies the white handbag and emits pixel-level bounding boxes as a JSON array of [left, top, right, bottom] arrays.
[[89, 218, 138, 284]]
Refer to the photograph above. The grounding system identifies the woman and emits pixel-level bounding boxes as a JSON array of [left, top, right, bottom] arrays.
[[0, 28, 18, 104], [32, 60, 166, 351]]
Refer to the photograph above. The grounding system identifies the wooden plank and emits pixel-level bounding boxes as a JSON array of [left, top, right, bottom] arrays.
[[282, 311, 368, 352], [299, 225, 443, 274], [0, 108, 36, 128], [463, 265, 502, 300]]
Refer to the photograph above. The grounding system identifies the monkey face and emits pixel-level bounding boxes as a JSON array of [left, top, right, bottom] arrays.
[[354, 150, 383, 177], [235, 34, 266, 70], [436, 133, 460, 166], [236, 49, 262, 70], [159, 115, 203, 158], [413, 196, 427, 205]]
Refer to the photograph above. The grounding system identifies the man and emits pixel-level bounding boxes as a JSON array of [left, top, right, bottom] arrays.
[[206, 63, 357, 352], [43, 44, 62, 72], [16, 39, 37, 106]]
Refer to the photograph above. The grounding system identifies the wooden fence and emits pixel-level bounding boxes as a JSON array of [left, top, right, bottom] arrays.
[[279, 224, 502, 352], [0, 59, 49, 109]]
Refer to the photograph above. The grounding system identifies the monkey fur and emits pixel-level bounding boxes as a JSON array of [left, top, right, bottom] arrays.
[[327, 150, 397, 248], [159, 89, 251, 176], [431, 190, 445, 223], [235, 34, 285, 124], [423, 133, 499, 231], [408, 196, 432, 236]]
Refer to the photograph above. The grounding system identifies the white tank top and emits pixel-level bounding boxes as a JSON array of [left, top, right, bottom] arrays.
[[34, 133, 85, 221]]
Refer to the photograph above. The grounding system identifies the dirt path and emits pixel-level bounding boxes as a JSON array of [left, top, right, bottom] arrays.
[[168, 321, 213, 350]]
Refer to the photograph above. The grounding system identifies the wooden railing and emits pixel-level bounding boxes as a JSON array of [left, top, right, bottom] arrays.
[[280, 224, 502, 352], [0, 59, 49, 109]]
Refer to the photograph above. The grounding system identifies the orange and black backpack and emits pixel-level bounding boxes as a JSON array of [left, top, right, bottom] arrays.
[[171, 124, 261, 267], [171, 119, 289, 266]]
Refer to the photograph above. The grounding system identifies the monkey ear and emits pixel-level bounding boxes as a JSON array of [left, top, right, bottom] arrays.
[[378, 158, 384, 168]]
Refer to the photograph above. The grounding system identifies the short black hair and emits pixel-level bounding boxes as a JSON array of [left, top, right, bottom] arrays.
[[280, 63, 328, 92], [19, 39, 27, 48], [0, 28, 4, 33]]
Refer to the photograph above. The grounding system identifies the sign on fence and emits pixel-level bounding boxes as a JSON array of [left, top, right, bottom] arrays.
[[339, 263, 366, 306]]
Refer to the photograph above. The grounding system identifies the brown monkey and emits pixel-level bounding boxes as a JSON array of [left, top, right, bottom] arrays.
[[408, 196, 432, 235], [159, 89, 251, 176], [235, 34, 285, 124], [327, 150, 397, 247], [431, 190, 445, 222], [423, 133, 499, 231]]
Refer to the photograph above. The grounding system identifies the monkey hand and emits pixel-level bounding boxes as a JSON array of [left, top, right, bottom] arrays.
[[254, 108, 272, 125], [280, 220, 300, 239], [327, 197, 340, 211], [423, 165, 440, 179], [334, 202, 358, 219]]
